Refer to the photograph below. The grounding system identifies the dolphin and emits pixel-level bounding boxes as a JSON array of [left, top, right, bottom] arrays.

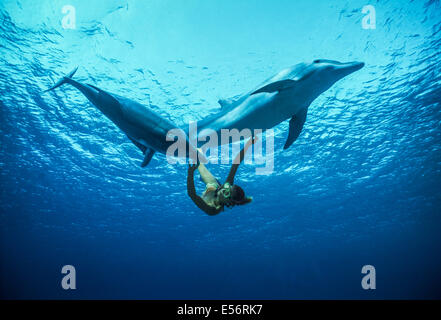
[[192, 59, 364, 149], [45, 67, 201, 167]]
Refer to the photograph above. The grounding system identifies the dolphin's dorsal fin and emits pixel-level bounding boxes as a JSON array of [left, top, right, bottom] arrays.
[[284, 108, 308, 150], [218, 98, 232, 108], [251, 79, 297, 95], [218, 94, 240, 108]]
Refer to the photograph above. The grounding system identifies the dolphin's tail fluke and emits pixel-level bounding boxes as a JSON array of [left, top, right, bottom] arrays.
[[44, 67, 78, 92]]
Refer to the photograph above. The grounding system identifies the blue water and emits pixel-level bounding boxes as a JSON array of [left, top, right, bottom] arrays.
[[1, 0, 441, 299]]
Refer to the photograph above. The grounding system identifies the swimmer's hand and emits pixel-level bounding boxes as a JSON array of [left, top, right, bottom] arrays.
[[245, 136, 258, 149]]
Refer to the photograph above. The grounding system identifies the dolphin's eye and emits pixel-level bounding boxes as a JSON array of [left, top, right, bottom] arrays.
[[313, 59, 321, 63]]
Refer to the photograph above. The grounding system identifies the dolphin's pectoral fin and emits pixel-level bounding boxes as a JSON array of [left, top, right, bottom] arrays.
[[127, 135, 148, 154], [126, 136, 155, 167], [141, 148, 155, 167], [284, 108, 308, 150], [251, 79, 297, 95]]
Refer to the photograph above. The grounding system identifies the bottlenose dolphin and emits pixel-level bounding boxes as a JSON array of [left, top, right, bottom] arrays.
[[193, 59, 364, 149], [45, 67, 200, 167], [46, 59, 363, 167]]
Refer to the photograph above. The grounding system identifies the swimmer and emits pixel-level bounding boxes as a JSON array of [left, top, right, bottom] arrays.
[[187, 137, 257, 216]]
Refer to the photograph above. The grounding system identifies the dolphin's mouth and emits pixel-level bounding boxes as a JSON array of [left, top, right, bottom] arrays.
[[343, 61, 365, 72], [350, 61, 365, 71], [335, 61, 365, 77]]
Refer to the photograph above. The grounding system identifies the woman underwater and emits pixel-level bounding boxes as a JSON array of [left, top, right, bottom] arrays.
[[187, 137, 257, 215]]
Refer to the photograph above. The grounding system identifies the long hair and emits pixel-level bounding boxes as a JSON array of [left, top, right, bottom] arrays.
[[231, 185, 252, 206]]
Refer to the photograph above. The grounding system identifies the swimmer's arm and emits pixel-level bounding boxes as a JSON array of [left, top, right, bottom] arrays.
[[187, 164, 222, 216], [225, 137, 257, 184]]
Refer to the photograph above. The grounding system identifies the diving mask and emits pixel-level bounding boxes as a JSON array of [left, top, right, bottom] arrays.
[[218, 183, 232, 199]]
